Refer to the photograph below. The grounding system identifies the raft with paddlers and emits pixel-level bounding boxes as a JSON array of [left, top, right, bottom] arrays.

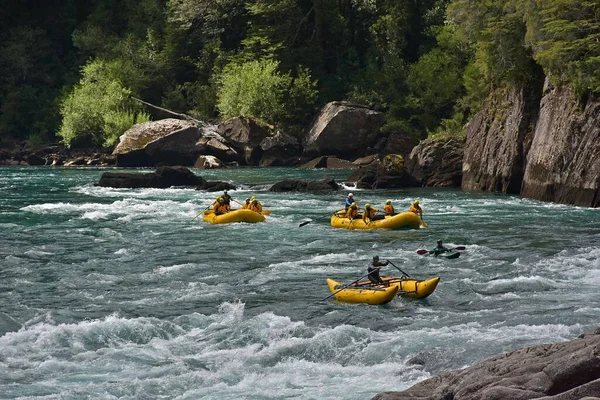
[[330, 210, 421, 230], [323, 259, 440, 304], [202, 209, 271, 224]]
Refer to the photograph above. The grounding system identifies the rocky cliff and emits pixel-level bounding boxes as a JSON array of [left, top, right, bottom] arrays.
[[461, 78, 599, 208], [521, 80, 600, 207]]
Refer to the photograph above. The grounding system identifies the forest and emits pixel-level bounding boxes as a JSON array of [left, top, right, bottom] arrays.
[[0, 0, 598, 147]]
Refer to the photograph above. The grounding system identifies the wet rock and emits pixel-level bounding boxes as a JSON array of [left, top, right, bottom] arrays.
[[269, 178, 339, 193], [301, 156, 355, 169], [347, 158, 418, 189], [96, 166, 206, 188], [373, 329, 600, 400]]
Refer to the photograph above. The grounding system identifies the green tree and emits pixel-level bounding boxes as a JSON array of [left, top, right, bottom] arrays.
[[216, 58, 317, 129], [58, 59, 150, 147]]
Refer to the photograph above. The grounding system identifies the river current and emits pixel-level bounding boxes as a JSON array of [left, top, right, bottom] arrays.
[[1, 166, 599, 399]]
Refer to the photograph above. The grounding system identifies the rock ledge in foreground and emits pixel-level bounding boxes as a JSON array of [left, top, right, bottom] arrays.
[[374, 329, 600, 400]]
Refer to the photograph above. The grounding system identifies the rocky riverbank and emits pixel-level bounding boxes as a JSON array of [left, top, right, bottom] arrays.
[[374, 329, 600, 400]]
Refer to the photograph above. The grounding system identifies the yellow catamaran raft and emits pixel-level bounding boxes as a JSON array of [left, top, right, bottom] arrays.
[[202, 209, 270, 224], [330, 211, 422, 230], [326, 278, 399, 305]]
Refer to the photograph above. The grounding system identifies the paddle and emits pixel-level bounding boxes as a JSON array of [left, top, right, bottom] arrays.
[[321, 270, 376, 301], [299, 220, 312, 227], [191, 204, 213, 221], [420, 216, 428, 228], [387, 261, 411, 278]]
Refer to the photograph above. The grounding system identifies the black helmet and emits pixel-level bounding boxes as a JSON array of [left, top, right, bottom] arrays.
[[437, 240, 443, 245], [373, 255, 379, 261]]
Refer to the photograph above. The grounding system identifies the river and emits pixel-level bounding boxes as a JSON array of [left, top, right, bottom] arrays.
[[1, 166, 599, 399]]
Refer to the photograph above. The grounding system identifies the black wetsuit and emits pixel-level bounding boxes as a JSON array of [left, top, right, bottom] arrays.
[[368, 259, 389, 285]]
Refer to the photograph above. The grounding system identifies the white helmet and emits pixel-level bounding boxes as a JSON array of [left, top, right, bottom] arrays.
[[348, 193, 354, 197]]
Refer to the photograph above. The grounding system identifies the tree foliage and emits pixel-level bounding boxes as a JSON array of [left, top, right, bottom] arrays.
[[58, 59, 150, 147]]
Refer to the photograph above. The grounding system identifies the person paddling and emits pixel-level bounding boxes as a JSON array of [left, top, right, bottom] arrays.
[[248, 196, 263, 213], [345, 193, 355, 211], [431, 240, 449, 255], [222, 190, 232, 206], [384, 200, 395, 216], [346, 202, 359, 220], [212, 197, 229, 215], [362, 203, 379, 223], [368, 255, 389, 286], [242, 198, 251, 209], [409, 199, 423, 217]]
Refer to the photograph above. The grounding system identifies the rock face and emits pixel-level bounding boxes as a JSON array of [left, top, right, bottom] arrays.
[[113, 119, 201, 167], [300, 156, 356, 169], [521, 81, 600, 207], [383, 131, 420, 158], [302, 101, 386, 159], [462, 87, 538, 193], [405, 138, 464, 187], [373, 329, 600, 400]]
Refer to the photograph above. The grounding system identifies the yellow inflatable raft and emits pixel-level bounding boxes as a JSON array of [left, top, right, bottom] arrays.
[[326, 278, 399, 305], [353, 276, 440, 299], [330, 211, 422, 230], [202, 209, 266, 224]]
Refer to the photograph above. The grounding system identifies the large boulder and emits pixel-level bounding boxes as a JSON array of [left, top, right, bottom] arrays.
[[347, 158, 418, 189], [217, 117, 270, 165], [302, 101, 386, 159], [195, 136, 240, 163], [113, 119, 201, 167], [405, 138, 464, 187], [373, 329, 600, 400], [462, 86, 539, 193], [301, 156, 355, 169], [259, 132, 300, 166], [96, 166, 206, 188], [521, 80, 600, 207], [269, 177, 339, 193]]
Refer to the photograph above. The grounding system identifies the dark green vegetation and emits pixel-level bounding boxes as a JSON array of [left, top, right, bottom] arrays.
[[1, 0, 598, 146]]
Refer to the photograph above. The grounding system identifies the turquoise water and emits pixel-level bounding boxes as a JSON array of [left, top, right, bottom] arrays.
[[1, 166, 600, 399]]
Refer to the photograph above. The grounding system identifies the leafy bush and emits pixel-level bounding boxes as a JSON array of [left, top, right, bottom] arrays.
[[57, 59, 150, 147], [216, 58, 317, 128]]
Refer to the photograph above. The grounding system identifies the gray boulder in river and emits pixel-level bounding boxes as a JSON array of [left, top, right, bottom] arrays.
[[373, 329, 600, 400]]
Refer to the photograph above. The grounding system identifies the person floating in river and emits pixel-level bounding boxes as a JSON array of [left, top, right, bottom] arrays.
[[346, 202, 359, 220], [409, 199, 423, 217], [368, 255, 389, 285], [384, 200, 395, 216], [431, 240, 449, 255], [345, 193, 355, 211], [248, 196, 263, 213]]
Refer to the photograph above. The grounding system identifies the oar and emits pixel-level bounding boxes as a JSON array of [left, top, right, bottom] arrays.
[[416, 249, 429, 255], [387, 261, 411, 278], [420, 217, 428, 228], [191, 205, 212, 221], [321, 270, 375, 301], [299, 220, 312, 227]]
